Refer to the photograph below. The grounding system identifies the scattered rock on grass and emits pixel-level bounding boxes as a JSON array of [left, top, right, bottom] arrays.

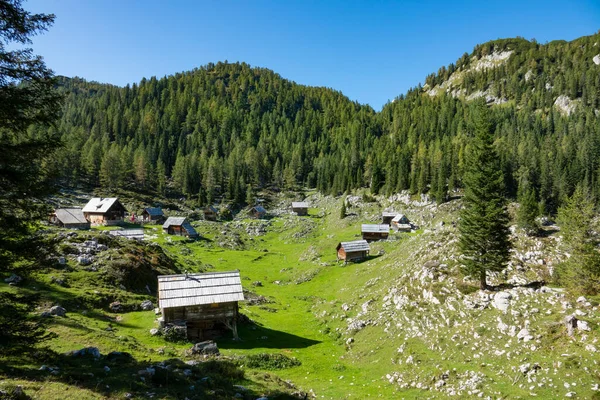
[[191, 340, 220, 356], [140, 300, 153, 311]]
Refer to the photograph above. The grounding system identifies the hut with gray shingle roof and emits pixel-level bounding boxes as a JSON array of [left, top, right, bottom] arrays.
[[142, 207, 164, 223], [249, 205, 266, 219], [203, 205, 218, 221], [361, 224, 390, 241], [157, 270, 244, 340], [291, 201, 309, 216], [162, 217, 198, 238], [336, 240, 370, 262], [51, 208, 90, 230]]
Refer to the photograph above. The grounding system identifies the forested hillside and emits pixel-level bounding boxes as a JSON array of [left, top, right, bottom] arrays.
[[48, 32, 600, 213], [49, 64, 379, 204]]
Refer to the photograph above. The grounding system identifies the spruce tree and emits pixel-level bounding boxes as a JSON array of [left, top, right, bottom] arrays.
[[0, 0, 62, 354], [517, 188, 538, 234], [458, 102, 511, 290], [340, 199, 347, 219], [556, 186, 600, 295]]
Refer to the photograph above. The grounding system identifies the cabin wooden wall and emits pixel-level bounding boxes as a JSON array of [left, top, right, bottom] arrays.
[[163, 302, 238, 341]]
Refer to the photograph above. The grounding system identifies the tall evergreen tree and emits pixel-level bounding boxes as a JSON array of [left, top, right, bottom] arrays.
[[458, 102, 511, 289], [556, 186, 600, 295], [0, 0, 62, 353], [516, 188, 539, 234]]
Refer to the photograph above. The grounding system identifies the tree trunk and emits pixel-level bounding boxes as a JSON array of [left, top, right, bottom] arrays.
[[480, 270, 487, 290]]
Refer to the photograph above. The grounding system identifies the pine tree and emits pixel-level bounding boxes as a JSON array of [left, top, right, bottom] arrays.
[[340, 199, 347, 219], [458, 103, 511, 290], [556, 186, 600, 295], [0, 0, 62, 354], [517, 188, 538, 234]]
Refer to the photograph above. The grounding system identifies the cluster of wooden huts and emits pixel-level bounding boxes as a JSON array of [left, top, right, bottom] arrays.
[[336, 210, 413, 263]]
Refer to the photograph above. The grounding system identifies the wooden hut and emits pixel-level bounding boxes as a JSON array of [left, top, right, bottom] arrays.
[[291, 202, 309, 216], [51, 208, 90, 230], [157, 271, 244, 340], [381, 211, 398, 225], [82, 198, 127, 226], [250, 205, 266, 219], [361, 224, 390, 241], [336, 240, 370, 262], [142, 207, 164, 223], [162, 217, 199, 238], [204, 206, 218, 221], [391, 214, 411, 232]]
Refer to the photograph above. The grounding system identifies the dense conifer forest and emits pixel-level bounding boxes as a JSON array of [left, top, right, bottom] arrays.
[[47, 32, 600, 213]]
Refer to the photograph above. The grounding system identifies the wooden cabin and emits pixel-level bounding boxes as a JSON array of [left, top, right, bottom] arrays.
[[51, 208, 90, 230], [291, 202, 309, 216], [162, 217, 199, 238], [157, 271, 244, 340], [204, 206, 218, 221], [391, 214, 411, 232], [250, 205, 266, 219], [142, 207, 164, 223], [381, 211, 398, 225], [336, 240, 370, 262], [82, 198, 127, 226], [361, 224, 390, 241]]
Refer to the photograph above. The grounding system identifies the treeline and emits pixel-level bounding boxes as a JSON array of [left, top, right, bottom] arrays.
[[46, 32, 600, 213]]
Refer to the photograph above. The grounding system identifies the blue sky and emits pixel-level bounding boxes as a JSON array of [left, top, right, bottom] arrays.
[[26, 0, 600, 110]]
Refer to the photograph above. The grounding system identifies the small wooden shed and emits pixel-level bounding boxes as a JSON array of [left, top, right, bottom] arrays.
[[82, 198, 127, 226], [291, 202, 309, 216], [157, 271, 244, 340], [204, 206, 218, 221], [162, 217, 199, 238], [361, 224, 390, 241], [250, 205, 266, 219], [142, 207, 164, 223], [391, 214, 411, 232], [336, 240, 370, 262], [51, 208, 90, 230], [381, 211, 398, 225]]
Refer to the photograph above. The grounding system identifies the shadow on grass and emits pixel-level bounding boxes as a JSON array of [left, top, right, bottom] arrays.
[[0, 348, 300, 399], [219, 325, 321, 350]]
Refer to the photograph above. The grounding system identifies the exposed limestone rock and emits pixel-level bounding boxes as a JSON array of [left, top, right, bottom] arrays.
[[593, 54, 600, 65], [554, 95, 578, 116], [493, 292, 512, 313]]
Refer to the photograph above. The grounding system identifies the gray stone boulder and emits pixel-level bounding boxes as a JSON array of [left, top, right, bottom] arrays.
[[517, 328, 533, 342], [49, 305, 66, 317], [4, 273, 22, 285], [492, 292, 512, 313], [191, 340, 220, 356], [149, 328, 160, 336], [77, 255, 91, 265], [140, 300, 153, 311], [68, 347, 101, 359], [565, 315, 578, 336], [109, 301, 122, 312]]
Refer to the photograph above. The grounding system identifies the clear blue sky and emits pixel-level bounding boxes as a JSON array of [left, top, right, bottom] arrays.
[[26, 0, 600, 110]]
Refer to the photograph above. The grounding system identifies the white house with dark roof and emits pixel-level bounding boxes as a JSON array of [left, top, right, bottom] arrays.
[[82, 197, 126, 225]]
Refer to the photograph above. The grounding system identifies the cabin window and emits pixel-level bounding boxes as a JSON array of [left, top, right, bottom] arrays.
[[211, 303, 219, 308]]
